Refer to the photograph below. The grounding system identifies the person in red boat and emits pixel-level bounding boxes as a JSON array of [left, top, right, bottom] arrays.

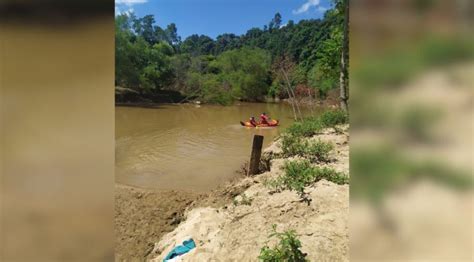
[[249, 116, 258, 127], [260, 112, 270, 125]]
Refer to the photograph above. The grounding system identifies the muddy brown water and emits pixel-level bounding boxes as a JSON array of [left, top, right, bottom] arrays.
[[115, 103, 315, 192]]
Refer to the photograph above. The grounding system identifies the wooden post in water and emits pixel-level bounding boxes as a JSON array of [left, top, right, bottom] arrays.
[[248, 135, 264, 176]]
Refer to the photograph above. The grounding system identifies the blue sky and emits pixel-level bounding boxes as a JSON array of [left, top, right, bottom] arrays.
[[115, 0, 333, 39]]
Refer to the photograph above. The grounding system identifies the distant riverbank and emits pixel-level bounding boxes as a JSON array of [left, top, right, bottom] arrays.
[[115, 86, 342, 111]]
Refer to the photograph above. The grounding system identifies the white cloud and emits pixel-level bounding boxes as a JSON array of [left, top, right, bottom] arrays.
[[115, 0, 144, 16], [293, 0, 324, 15], [115, 0, 148, 6], [115, 6, 135, 16]]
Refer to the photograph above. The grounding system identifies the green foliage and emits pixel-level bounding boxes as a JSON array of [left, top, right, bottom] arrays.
[[214, 33, 242, 54], [285, 110, 348, 138], [265, 160, 348, 199], [281, 136, 334, 163], [319, 109, 349, 127], [307, 63, 336, 98], [305, 8, 344, 97], [181, 34, 215, 56], [281, 160, 319, 194], [286, 119, 324, 137], [259, 225, 307, 262], [115, 6, 347, 103], [268, 160, 347, 196], [173, 48, 271, 104], [200, 74, 234, 105], [115, 14, 175, 94], [213, 48, 271, 101], [280, 110, 348, 163]]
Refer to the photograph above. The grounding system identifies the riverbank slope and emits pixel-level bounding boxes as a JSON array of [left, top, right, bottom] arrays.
[[149, 123, 349, 261], [115, 186, 200, 260]]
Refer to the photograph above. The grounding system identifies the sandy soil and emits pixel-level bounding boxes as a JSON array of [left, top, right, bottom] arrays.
[[149, 125, 350, 261], [115, 185, 200, 261]]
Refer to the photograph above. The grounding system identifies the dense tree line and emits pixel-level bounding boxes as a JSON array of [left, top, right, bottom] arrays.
[[116, 4, 346, 105]]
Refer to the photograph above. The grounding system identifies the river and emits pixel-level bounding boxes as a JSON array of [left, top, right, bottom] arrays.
[[115, 103, 315, 192]]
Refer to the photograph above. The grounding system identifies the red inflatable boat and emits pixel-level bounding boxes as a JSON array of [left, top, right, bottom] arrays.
[[240, 119, 279, 127]]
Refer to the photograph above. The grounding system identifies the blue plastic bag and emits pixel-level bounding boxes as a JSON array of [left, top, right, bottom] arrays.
[[163, 238, 196, 261]]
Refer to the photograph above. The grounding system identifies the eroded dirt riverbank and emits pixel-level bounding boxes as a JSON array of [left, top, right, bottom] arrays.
[[115, 186, 198, 260], [115, 174, 251, 260], [148, 124, 350, 261]]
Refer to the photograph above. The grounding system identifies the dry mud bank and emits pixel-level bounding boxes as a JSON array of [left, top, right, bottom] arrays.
[[115, 186, 199, 260], [149, 125, 350, 261]]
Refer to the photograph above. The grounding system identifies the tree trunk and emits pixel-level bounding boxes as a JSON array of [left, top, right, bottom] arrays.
[[280, 68, 298, 121], [281, 68, 302, 120], [285, 86, 298, 121], [339, 0, 349, 112]]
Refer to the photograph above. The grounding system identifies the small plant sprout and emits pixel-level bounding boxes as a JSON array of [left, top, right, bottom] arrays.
[[258, 224, 308, 262]]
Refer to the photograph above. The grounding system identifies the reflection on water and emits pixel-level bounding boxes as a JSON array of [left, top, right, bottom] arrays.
[[116, 103, 315, 191]]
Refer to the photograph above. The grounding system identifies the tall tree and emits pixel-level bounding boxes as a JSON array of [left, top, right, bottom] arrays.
[[268, 12, 282, 31], [165, 23, 180, 45], [140, 15, 158, 44], [272, 56, 303, 120], [214, 33, 241, 54], [180, 34, 215, 56], [339, 0, 349, 111], [273, 12, 282, 29]]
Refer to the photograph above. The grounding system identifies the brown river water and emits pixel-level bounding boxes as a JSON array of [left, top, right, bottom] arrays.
[[115, 103, 315, 191]]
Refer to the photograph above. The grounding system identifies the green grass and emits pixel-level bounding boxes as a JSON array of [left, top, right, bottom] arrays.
[[280, 110, 348, 162], [286, 119, 324, 137], [259, 225, 308, 262], [319, 109, 349, 127], [266, 160, 348, 198], [269, 110, 348, 200], [281, 136, 334, 163], [286, 110, 348, 138]]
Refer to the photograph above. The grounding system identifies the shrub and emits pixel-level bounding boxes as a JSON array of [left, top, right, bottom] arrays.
[[281, 135, 334, 163], [266, 160, 348, 198], [319, 109, 348, 127], [259, 225, 308, 262], [279, 160, 316, 194], [281, 134, 301, 155], [285, 110, 348, 138], [201, 75, 234, 105], [286, 118, 323, 137], [305, 140, 334, 162], [307, 63, 337, 99]]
